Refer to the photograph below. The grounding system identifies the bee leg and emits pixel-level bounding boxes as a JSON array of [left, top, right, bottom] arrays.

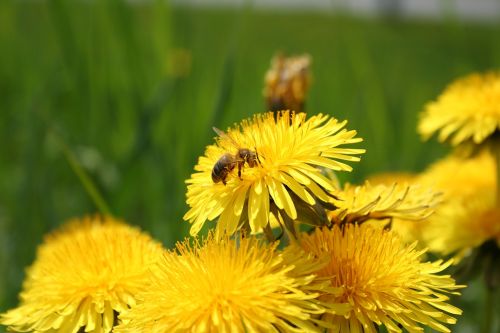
[[238, 163, 243, 180], [222, 179, 227, 186], [255, 147, 262, 164]]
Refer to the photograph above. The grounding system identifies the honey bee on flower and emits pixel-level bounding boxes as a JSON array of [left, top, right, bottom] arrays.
[[184, 111, 365, 238]]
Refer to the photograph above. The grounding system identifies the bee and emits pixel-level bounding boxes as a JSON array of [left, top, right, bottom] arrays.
[[211, 127, 260, 185]]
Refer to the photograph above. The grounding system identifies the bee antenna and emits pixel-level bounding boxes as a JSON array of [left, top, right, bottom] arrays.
[[212, 126, 225, 137]]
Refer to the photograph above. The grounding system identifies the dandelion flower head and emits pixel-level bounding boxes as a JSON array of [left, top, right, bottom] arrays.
[[0, 216, 165, 333], [363, 174, 429, 244], [329, 182, 441, 225], [422, 192, 500, 256], [419, 71, 500, 147], [416, 152, 499, 256], [184, 111, 365, 236], [115, 233, 342, 333], [418, 150, 495, 199], [294, 225, 464, 333]]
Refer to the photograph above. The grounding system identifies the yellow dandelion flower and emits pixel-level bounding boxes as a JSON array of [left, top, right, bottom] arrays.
[[1, 216, 164, 333], [264, 53, 312, 113], [363, 174, 427, 244], [418, 150, 496, 199], [423, 192, 500, 256], [294, 225, 464, 333], [184, 111, 365, 237], [115, 234, 346, 333], [329, 182, 441, 225], [418, 71, 500, 147], [416, 152, 499, 256]]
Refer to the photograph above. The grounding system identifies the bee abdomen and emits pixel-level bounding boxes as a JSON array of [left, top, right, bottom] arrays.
[[211, 164, 223, 183]]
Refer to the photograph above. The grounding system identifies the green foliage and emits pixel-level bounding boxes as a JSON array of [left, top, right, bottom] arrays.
[[1, 1, 499, 331]]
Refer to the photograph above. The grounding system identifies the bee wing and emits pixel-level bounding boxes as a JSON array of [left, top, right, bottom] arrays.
[[212, 127, 240, 148]]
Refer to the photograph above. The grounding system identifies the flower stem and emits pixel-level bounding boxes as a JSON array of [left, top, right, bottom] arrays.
[[486, 139, 500, 333], [496, 144, 500, 206], [490, 135, 500, 206], [50, 131, 112, 216], [482, 285, 494, 333], [482, 241, 499, 333]]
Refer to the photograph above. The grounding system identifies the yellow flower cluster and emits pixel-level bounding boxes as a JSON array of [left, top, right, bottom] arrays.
[[371, 71, 500, 267], [365, 72, 500, 267], [3, 58, 482, 333], [115, 235, 344, 333], [179, 108, 463, 332]]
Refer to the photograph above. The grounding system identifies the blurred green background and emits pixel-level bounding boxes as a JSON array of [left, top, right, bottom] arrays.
[[1, 0, 499, 331]]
